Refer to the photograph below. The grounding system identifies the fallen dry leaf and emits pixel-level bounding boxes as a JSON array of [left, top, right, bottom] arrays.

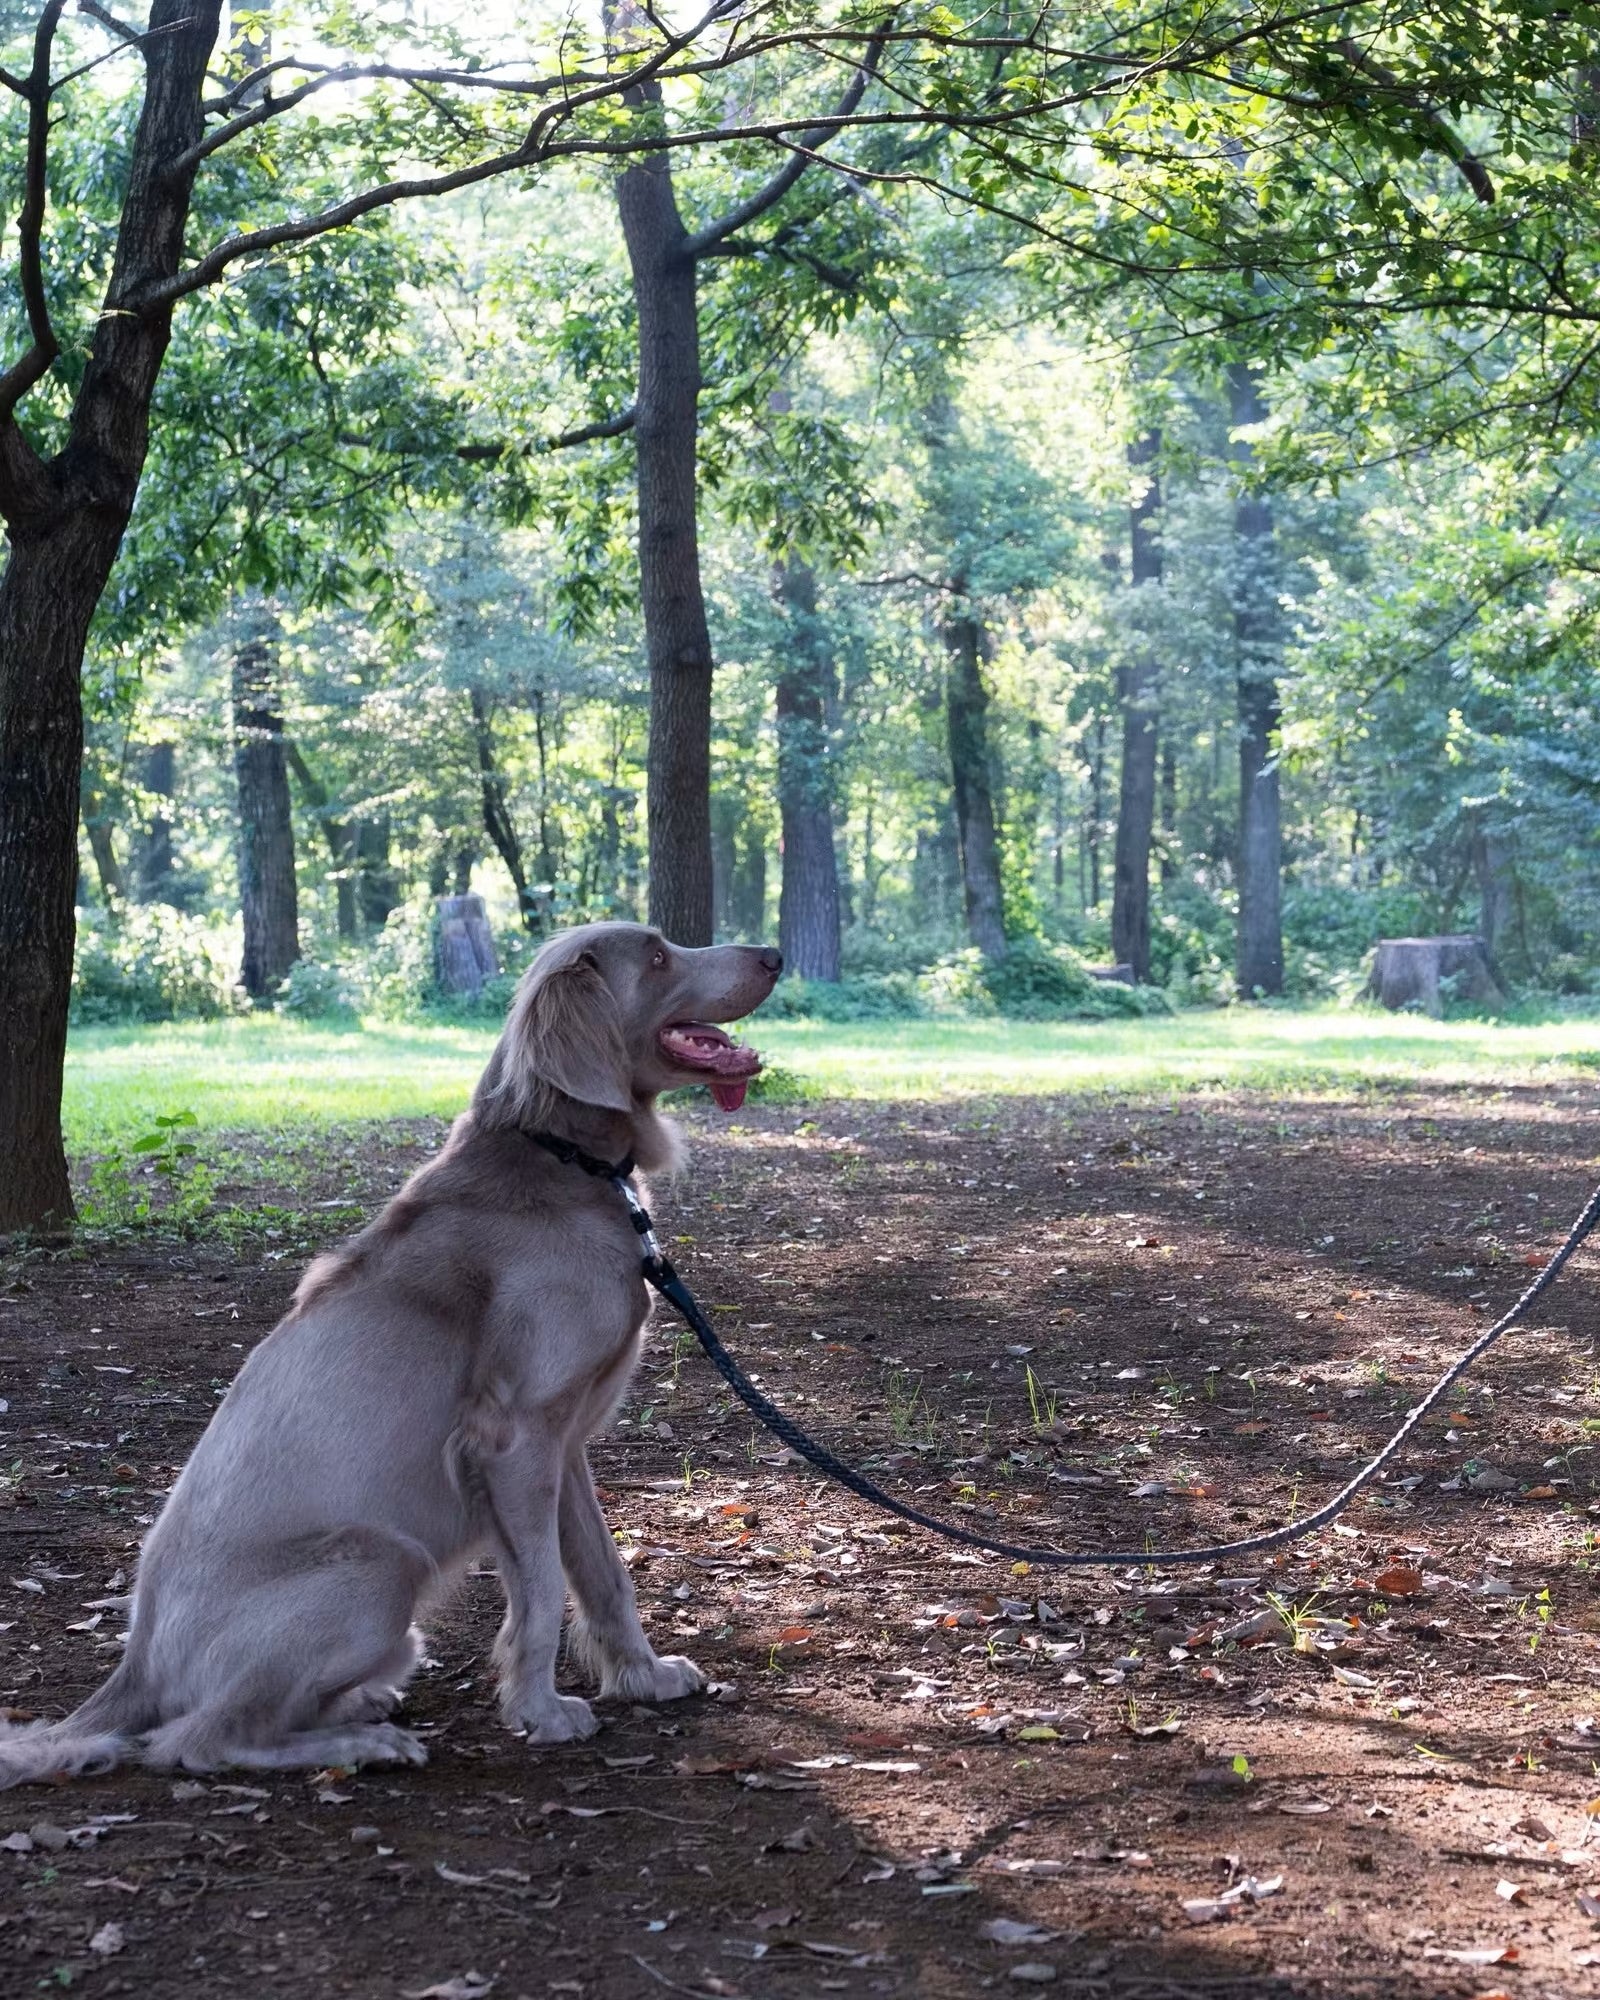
[[979, 1917, 1058, 1946], [1372, 1566, 1424, 1596]]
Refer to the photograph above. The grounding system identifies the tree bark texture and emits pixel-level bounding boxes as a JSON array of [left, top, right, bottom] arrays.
[[1368, 936, 1502, 1015], [0, 1, 223, 1231], [1471, 819, 1521, 978], [232, 619, 300, 1000], [1228, 362, 1285, 999], [435, 892, 500, 998], [614, 149, 714, 945], [944, 611, 1008, 962], [469, 685, 535, 930], [1111, 433, 1161, 982], [774, 556, 841, 980], [133, 740, 177, 903]]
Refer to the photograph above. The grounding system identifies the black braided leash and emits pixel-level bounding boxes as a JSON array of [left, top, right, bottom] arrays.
[[529, 1131, 1600, 1568]]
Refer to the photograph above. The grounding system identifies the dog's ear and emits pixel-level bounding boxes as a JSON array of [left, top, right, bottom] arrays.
[[519, 950, 634, 1111]]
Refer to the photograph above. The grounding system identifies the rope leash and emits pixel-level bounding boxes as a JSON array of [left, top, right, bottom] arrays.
[[528, 1131, 1600, 1568]]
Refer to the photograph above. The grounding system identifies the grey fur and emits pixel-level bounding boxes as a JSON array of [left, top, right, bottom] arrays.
[[0, 923, 778, 1786]]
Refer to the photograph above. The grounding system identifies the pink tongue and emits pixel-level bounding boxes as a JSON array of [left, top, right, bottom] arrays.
[[710, 1078, 749, 1112]]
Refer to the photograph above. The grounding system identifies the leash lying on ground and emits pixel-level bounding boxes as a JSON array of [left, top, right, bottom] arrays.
[[529, 1131, 1600, 1569]]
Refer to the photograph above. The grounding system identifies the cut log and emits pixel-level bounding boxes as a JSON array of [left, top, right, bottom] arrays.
[[1088, 962, 1136, 986], [1367, 935, 1503, 1016], [435, 893, 500, 999]]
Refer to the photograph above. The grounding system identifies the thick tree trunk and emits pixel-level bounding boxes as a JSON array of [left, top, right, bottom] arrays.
[[132, 740, 177, 903], [614, 150, 714, 945], [774, 555, 841, 980], [0, 520, 121, 1229], [944, 609, 1008, 962], [1111, 433, 1162, 982], [0, 0, 223, 1231], [232, 617, 300, 999], [1228, 361, 1284, 999]]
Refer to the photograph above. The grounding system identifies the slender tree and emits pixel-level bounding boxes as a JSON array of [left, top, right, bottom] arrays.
[[1111, 432, 1162, 980], [773, 556, 842, 981], [1228, 362, 1285, 999], [607, 14, 880, 943], [232, 611, 300, 1000]]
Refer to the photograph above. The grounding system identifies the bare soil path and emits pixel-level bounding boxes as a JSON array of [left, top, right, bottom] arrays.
[[3, 1084, 1600, 1998]]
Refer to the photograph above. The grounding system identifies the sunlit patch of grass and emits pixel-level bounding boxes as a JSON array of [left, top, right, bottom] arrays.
[[62, 1002, 1600, 1155]]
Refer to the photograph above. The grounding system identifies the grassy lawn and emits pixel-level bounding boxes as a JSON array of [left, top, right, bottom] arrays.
[[61, 1004, 1600, 1154]]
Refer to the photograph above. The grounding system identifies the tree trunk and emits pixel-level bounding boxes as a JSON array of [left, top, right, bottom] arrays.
[[0, 521, 122, 1229], [944, 610, 1007, 962], [1471, 819, 1520, 979], [1086, 714, 1107, 910], [1369, 935, 1502, 1015], [1159, 744, 1177, 884], [284, 742, 359, 940], [1111, 433, 1161, 982], [0, 1, 224, 1231], [468, 685, 535, 929], [1228, 361, 1284, 999], [774, 555, 841, 980], [132, 740, 177, 903], [357, 814, 399, 931], [614, 146, 714, 945], [233, 615, 300, 999], [82, 787, 124, 907]]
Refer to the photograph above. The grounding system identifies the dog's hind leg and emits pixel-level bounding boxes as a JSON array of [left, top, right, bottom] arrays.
[[143, 1529, 429, 1773], [560, 1446, 704, 1704]]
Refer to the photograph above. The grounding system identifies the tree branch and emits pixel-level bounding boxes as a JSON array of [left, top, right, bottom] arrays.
[[76, 1, 139, 46], [1333, 36, 1495, 204], [457, 407, 638, 461], [682, 25, 888, 259], [0, 1, 67, 425]]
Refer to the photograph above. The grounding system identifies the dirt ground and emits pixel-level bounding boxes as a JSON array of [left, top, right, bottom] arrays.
[[4, 1082, 1600, 2000]]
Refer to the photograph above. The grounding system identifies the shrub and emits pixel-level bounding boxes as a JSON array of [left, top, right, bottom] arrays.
[[923, 938, 1165, 1021], [71, 905, 243, 1025], [274, 958, 358, 1019], [761, 973, 924, 1021]]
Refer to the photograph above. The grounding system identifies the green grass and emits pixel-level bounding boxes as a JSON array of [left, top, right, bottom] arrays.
[[61, 1005, 1600, 1156]]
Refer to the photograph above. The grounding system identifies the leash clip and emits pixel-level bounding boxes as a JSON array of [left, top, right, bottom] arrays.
[[612, 1173, 663, 1263]]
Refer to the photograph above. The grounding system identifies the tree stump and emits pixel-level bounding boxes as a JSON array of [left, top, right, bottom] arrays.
[[1367, 936, 1502, 1016], [435, 893, 500, 999], [1088, 962, 1135, 986]]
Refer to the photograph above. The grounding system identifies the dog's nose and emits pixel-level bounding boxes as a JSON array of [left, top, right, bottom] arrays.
[[758, 947, 783, 977]]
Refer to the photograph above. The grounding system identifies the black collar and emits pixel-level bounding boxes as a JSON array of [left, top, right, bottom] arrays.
[[525, 1130, 635, 1181]]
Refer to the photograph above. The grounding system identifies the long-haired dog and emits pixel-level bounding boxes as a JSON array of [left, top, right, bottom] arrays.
[[0, 922, 780, 1784]]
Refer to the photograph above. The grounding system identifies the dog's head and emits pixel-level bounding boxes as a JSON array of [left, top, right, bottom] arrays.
[[475, 922, 782, 1142]]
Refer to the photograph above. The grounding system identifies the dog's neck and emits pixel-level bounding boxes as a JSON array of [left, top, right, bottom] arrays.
[[529, 1095, 683, 1177]]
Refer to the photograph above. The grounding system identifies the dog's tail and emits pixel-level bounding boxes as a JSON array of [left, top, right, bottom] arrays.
[[0, 1663, 149, 1790]]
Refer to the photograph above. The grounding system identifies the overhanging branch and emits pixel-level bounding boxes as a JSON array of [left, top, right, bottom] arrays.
[[0, 1, 67, 425]]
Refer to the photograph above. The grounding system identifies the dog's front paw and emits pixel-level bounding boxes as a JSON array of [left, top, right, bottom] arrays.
[[506, 1693, 600, 1745], [602, 1653, 706, 1704]]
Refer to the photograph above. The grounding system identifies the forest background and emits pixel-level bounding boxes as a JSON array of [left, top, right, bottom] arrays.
[[5, 1, 1600, 1229]]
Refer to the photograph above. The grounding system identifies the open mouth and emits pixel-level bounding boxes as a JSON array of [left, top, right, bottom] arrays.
[[658, 1021, 762, 1111]]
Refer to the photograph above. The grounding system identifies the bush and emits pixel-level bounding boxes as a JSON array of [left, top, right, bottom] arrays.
[[274, 958, 358, 1019], [761, 972, 924, 1021], [923, 938, 1165, 1021], [71, 906, 243, 1025]]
